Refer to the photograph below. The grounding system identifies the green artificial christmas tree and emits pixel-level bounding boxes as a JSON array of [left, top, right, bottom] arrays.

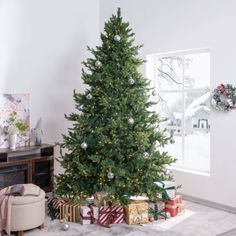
[[54, 8, 176, 205]]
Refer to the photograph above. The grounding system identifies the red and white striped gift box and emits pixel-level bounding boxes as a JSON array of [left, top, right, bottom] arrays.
[[98, 204, 124, 227]]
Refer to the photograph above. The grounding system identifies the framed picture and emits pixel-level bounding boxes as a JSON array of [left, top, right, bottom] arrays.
[[0, 94, 30, 148]]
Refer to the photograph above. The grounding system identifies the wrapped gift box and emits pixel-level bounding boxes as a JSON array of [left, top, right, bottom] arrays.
[[149, 201, 166, 221], [98, 203, 124, 227], [155, 181, 175, 200], [59, 202, 80, 222], [165, 195, 183, 217], [124, 201, 149, 225], [80, 204, 99, 225], [47, 197, 68, 220]]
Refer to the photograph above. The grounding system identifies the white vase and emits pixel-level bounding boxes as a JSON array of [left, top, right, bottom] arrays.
[[9, 134, 17, 150]]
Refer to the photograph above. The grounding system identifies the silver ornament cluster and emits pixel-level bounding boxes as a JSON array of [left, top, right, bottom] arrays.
[[95, 60, 102, 67], [81, 142, 88, 150], [114, 35, 121, 42], [128, 78, 135, 85], [128, 118, 134, 125], [144, 152, 149, 159], [86, 94, 92, 100], [107, 171, 114, 179]]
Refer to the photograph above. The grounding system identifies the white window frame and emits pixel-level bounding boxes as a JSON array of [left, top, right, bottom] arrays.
[[147, 48, 210, 173]]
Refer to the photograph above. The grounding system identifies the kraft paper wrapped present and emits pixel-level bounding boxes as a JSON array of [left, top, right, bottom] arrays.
[[94, 192, 107, 207], [165, 195, 184, 217], [80, 204, 99, 225], [149, 201, 166, 221], [155, 181, 175, 200], [124, 201, 149, 225], [59, 202, 80, 222], [98, 203, 124, 227]]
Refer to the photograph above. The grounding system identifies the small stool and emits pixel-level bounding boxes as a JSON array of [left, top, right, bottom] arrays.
[[11, 188, 45, 236]]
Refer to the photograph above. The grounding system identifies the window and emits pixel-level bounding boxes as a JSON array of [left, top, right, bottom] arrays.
[[146, 49, 210, 173]]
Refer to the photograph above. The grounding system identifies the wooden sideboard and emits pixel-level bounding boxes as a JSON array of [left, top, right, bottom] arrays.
[[0, 144, 54, 192]]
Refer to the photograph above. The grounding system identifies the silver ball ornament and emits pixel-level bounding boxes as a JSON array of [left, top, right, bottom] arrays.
[[107, 171, 114, 179], [86, 94, 92, 100], [152, 90, 157, 96], [144, 152, 149, 159], [61, 222, 70, 231], [81, 142, 88, 150], [114, 35, 121, 41], [136, 48, 141, 54], [128, 78, 135, 85], [128, 118, 135, 125], [95, 60, 101, 67], [165, 211, 171, 219]]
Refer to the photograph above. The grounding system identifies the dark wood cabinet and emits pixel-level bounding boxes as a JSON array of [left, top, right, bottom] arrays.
[[0, 144, 54, 192]]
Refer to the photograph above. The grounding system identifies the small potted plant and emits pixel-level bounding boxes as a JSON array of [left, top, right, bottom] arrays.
[[5, 114, 29, 150]]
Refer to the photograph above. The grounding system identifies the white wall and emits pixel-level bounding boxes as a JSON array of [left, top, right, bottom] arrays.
[[100, 0, 236, 208], [0, 0, 100, 173]]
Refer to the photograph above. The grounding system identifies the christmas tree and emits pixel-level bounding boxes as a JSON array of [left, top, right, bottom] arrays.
[[54, 8, 175, 205]]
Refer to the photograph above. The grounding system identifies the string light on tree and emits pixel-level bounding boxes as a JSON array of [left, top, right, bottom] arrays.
[[81, 142, 88, 150]]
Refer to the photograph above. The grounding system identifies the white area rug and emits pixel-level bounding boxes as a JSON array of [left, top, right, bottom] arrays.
[[23, 210, 194, 236], [141, 209, 194, 231]]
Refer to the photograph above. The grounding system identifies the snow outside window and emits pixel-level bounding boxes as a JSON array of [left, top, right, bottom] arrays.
[[147, 49, 210, 173]]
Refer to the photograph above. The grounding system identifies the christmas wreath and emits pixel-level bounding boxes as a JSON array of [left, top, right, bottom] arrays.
[[211, 84, 236, 111]]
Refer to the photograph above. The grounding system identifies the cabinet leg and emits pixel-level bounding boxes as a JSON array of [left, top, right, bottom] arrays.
[[17, 231, 23, 236], [39, 224, 44, 230]]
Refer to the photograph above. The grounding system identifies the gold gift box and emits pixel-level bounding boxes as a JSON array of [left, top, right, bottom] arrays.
[[124, 201, 149, 225], [59, 202, 80, 223]]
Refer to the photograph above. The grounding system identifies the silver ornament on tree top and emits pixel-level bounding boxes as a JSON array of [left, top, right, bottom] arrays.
[[128, 118, 134, 125], [95, 60, 101, 67], [86, 94, 92, 100], [128, 78, 135, 85], [81, 142, 88, 150], [114, 35, 121, 41], [107, 171, 114, 179]]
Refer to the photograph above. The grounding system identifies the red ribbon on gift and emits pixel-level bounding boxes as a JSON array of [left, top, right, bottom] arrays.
[[97, 202, 124, 228], [80, 204, 97, 223]]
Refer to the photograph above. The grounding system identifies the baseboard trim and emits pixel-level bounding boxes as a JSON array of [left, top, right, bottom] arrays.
[[180, 193, 236, 214]]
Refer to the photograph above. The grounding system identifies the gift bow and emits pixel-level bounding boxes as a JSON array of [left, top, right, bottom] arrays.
[[149, 204, 166, 221], [157, 181, 176, 201]]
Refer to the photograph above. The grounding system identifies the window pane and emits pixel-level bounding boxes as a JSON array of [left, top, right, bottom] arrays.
[[157, 92, 183, 165], [184, 52, 210, 89], [156, 56, 183, 90], [184, 91, 210, 172]]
